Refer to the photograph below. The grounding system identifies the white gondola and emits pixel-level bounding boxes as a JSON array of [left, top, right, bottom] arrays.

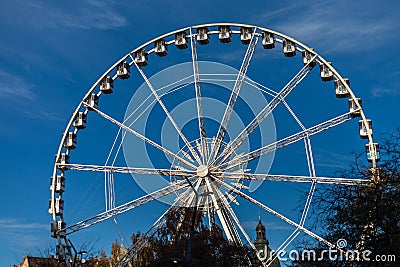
[[117, 61, 130, 79], [56, 153, 70, 170], [73, 112, 86, 130], [63, 132, 77, 149], [135, 49, 148, 67], [218, 25, 231, 43], [197, 27, 209, 45], [262, 31, 275, 49], [348, 98, 362, 117], [334, 78, 350, 98], [366, 143, 380, 162], [320, 62, 333, 81], [154, 39, 168, 56], [100, 76, 114, 94], [51, 220, 66, 238], [175, 31, 188, 49], [240, 27, 252, 44], [302, 48, 316, 66], [283, 39, 296, 57], [49, 197, 64, 216], [50, 174, 65, 193], [87, 93, 99, 110], [359, 119, 373, 139]]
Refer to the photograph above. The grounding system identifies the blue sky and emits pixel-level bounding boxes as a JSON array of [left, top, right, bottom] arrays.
[[1, 0, 400, 265]]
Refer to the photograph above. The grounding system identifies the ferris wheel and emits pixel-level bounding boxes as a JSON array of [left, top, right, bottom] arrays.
[[49, 23, 380, 266]]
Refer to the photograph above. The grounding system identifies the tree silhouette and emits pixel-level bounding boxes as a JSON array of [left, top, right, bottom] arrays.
[[292, 127, 400, 266], [128, 207, 250, 267]]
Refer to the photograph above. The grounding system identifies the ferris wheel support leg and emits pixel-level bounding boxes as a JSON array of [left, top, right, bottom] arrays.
[[209, 177, 255, 249], [204, 178, 236, 242]]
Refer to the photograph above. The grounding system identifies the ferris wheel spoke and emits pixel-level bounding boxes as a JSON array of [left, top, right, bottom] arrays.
[[134, 63, 202, 165], [58, 163, 195, 177], [215, 56, 317, 166], [220, 112, 354, 171], [105, 80, 196, 171], [244, 78, 307, 131], [208, 178, 256, 249], [190, 29, 208, 164], [64, 178, 194, 235], [219, 172, 369, 185], [208, 33, 259, 164], [123, 78, 195, 130], [214, 177, 338, 250], [86, 104, 197, 170]]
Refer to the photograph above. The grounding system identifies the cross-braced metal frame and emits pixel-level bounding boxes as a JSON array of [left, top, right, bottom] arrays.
[[49, 23, 378, 267]]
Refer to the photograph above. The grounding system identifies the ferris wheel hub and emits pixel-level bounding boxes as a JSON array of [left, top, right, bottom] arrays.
[[196, 165, 209, 178]]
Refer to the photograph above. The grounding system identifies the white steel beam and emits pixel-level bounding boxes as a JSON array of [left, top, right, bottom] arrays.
[[300, 136, 316, 226], [134, 63, 202, 165], [209, 179, 256, 249], [190, 29, 208, 164], [63, 179, 192, 235], [208, 33, 258, 163], [86, 104, 197, 170], [220, 112, 354, 171], [215, 56, 317, 165], [59, 163, 194, 177], [204, 178, 236, 242], [219, 172, 369, 185]]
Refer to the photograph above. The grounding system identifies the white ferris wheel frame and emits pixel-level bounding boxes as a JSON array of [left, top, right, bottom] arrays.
[[49, 22, 378, 266]]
